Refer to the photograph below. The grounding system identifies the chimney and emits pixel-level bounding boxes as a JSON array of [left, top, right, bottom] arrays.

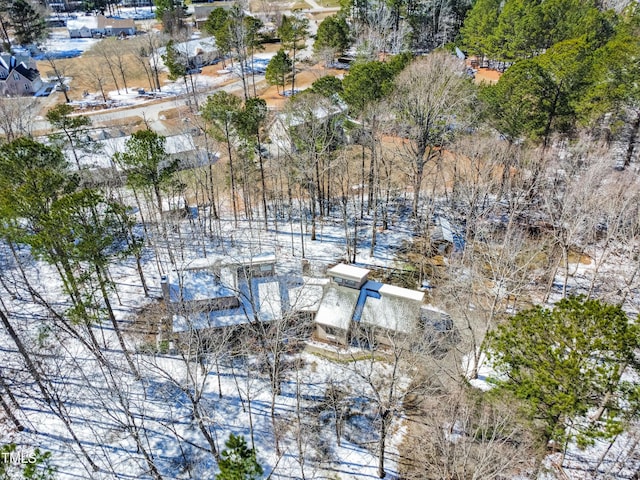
[[160, 275, 170, 304]]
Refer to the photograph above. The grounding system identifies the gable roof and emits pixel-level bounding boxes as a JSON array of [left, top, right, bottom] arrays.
[[13, 63, 40, 82]]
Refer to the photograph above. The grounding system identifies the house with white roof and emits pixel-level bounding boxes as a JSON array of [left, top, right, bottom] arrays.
[[68, 132, 217, 172], [68, 15, 136, 38], [314, 264, 432, 348], [161, 257, 452, 351], [161, 254, 285, 335]]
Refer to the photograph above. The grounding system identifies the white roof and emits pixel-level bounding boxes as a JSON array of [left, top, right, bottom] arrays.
[[67, 17, 98, 30], [327, 263, 370, 281], [289, 277, 329, 313], [314, 285, 359, 330], [167, 270, 234, 303], [360, 292, 423, 334], [179, 256, 220, 271], [233, 252, 276, 266], [257, 280, 281, 321], [69, 133, 198, 170], [173, 277, 283, 333], [378, 284, 424, 302]]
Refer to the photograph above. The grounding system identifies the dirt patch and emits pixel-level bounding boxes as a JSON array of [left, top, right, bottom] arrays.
[[474, 68, 501, 85], [568, 250, 592, 265], [259, 62, 346, 109]]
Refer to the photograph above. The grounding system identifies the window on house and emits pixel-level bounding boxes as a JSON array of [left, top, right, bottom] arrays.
[[24, 84, 28, 90], [325, 326, 339, 337], [13, 73, 18, 80]]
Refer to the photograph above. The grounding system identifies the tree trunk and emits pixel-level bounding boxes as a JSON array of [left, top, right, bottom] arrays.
[[95, 265, 140, 379], [624, 110, 640, 168], [377, 410, 389, 478], [0, 307, 52, 404]]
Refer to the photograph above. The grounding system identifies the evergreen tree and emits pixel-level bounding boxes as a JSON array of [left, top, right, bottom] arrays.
[[265, 49, 292, 94], [153, 0, 186, 35], [579, 7, 640, 167], [162, 40, 187, 81], [203, 8, 232, 60], [459, 0, 501, 59], [311, 75, 343, 99], [46, 104, 93, 169], [314, 14, 350, 58], [9, 0, 46, 46], [481, 36, 593, 143], [487, 296, 640, 448], [216, 434, 263, 480], [200, 92, 242, 225], [479, 59, 553, 141], [114, 130, 178, 217], [341, 59, 406, 115], [278, 14, 309, 96], [235, 97, 269, 227]]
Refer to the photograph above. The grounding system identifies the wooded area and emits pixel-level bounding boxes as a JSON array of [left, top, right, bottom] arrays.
[[0, 0, 639, 478]]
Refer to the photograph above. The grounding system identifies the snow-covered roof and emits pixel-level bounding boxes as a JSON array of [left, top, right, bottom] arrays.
[[289, 277, 329, 313], [378, 284, 424, 302], [257, 280, 281, 320], [67, 16, 99, 30], [167, 269, 234, 303], [68, 133, 201, 170], [176, 252, 275, 272], [173, 276, 285, 333], [314, 285, 359, 330], [327, 264, 370, 282], [234, 252, 277, 267], [359, 289, 423, 334], [155, 37, 217, 67]]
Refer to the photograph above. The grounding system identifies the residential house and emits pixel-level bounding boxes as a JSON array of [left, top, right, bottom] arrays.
[[194, 4, 234, 29], [269, 102, 346, 154], [68, 15, 136, 38], [98, 15, 136, 37], [0, 54, 42, 96], [161, 254, 285, 336], [68, 132, 216, 171], [155, 37, 219, 71], [313, 264, 440, 349]]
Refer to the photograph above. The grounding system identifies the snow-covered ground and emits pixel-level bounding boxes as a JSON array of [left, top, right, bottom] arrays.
[[0, 201, 416, 479], [36, 32, 100, 59]]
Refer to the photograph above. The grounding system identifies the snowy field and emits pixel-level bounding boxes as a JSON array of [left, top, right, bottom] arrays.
[[36, 32, 100, 60]]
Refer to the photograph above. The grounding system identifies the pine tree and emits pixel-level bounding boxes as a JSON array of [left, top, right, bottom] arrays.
[[314, 15, 350, 59], [201, 92, 242, 226], [265, 49, 292, 94], [216, 434, 263, 480], [277, 14, 309, 96], [487, 296, 640, 448], [9, 0, 46, 46]]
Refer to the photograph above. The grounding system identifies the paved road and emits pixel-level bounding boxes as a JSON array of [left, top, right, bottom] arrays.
[[33, 0, 341, 135], [33, 73, 257, 134]]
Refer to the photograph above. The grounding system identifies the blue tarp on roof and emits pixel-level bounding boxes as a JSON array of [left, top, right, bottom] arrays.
[[352, 280, 383, 323]]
